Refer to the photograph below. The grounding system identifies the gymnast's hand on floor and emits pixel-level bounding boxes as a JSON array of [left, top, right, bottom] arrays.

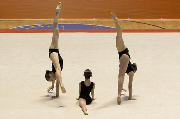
[[47, 86, 54, 92], [51, 96, 59, 99], [92, 98, 97, 100], [76, 98, 79, 100], [122, 88, 127, 92]]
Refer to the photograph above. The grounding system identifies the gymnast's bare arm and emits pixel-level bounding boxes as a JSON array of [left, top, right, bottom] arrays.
[[91, 83, 96, 100], [76, 82, 81, 100], [128, 72, 136, 100], [47, 80, 55, 92]]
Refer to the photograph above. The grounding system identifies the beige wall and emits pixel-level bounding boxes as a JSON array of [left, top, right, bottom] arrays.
[[0, 0, 180, 19]]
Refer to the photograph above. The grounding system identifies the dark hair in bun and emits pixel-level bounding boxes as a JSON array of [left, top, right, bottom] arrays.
[[45, 70, 52, 81], [132, 63, 137, 73], [84, 69, 92, 79]]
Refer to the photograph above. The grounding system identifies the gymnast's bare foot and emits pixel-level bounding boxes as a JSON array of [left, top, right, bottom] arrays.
[[117, 96, 121, 104], [83, 108, 88, 115], [56, 2, 62, 10], [111, 12, 118, 22], [61, 86, 66, 93], [79, 105, 88, 115]]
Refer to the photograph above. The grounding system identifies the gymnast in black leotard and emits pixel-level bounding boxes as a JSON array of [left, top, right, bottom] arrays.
[[44, 2, 66, 99], [111, 12, 137, 104], [76, 69, 96, 115], [79, 81, 94, 105]]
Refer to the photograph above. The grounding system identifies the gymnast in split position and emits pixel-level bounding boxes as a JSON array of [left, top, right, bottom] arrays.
[[111, 12, 137, 104], [76, 69, 96, 115], [45, 2, 66, 99]]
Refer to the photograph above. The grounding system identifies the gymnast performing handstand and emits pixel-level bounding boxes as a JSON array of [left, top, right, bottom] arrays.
[[45, 2, 66, 99], [111, 12, 137, 104]]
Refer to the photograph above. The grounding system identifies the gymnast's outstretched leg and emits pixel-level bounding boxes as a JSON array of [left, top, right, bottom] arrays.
[[111, 12, 127, 52], [79, 98, 88, 115], [49, 2, 61, 49], [111, 12, 130, 104]]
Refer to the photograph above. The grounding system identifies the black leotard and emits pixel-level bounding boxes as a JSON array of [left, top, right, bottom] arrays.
[[79, 81, 94, 105], [118, 48, 134, 74], [118, 48, 131, 59], [49, 49, 63, 73]]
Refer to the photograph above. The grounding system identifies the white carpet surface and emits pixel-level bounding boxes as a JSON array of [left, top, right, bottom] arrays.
[[0, 33, 180, 119]]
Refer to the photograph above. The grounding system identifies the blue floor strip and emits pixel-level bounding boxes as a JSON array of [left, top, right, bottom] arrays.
[[12, 24, 115, 30]]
